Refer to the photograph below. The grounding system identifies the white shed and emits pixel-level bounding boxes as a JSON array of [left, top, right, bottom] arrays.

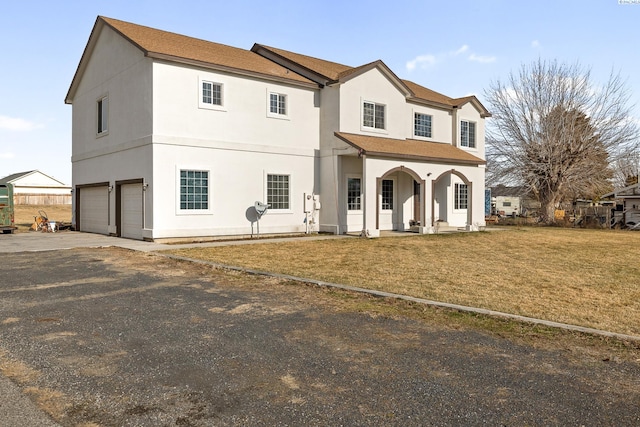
[[0, 170, 71, 205]]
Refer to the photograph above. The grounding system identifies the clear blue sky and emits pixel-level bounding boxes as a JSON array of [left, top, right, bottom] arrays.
[[1, 0, 638, 185]]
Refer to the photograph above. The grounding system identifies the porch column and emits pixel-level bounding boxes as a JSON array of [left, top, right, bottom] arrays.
[[466, 181, 475, 230], [361, 154, 380, 238], [417, 179, 429, 233]]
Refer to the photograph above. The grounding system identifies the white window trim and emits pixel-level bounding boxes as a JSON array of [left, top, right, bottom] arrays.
[[412, 110, 433, 141], [360, 98, 387, 134], [198, 78, 226, 111], [266, 89, 289, 120], [380, 178, 395, 212], [453, 182, 469, 211], [346, 175, 363, 213], [97, 94, 109, 137], [460, 119, 477, 150], [175, 165, 212, 215], [264, 171, 292, 213]]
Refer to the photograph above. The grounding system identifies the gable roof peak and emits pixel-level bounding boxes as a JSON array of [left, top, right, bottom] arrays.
[[66, 16, 315, 103]]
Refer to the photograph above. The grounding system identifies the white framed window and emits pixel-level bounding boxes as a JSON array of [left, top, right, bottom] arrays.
[[268, 91, 287, 118], [414, 113, 432, 138], [266, 174, 290, 210], [347, 177, 362, 211], [460, 120, 476, 148], [454, 183, 468, 210], [199, 79, 224, 110], [381, 179, 394, 210], [179, 169, 210, 211], [362, 101, 385, 130], [97, 95, 108, 135]]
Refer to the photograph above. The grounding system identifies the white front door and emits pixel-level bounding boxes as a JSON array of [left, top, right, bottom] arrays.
[[379, 179, 396, 230]]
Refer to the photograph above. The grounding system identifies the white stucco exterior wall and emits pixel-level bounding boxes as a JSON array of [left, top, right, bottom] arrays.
[[148, 61, 320, 238]]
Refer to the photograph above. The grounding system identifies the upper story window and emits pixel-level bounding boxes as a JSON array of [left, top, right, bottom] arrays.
[[363, 101, 385, 130], [414, 113, 432, 138], [269, 92, 287, 116], [97, 95, 108, 135], [180, 170, 209, 211], [199, 79, 224, 110], [460, 120, 476, 148], [267, 174, 290, 210], [202, 81, 222, 106]]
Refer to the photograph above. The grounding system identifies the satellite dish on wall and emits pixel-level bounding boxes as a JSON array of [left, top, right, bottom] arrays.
[[250, 201, 269, 239], [254, 201, 269, 217]]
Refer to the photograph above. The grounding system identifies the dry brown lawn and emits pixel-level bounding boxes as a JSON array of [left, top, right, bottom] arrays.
[[167, 228, 640, 337], [13, 205, 72, 232]]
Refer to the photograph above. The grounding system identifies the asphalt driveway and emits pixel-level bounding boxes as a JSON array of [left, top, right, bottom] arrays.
[[0, 240, 639, 425]]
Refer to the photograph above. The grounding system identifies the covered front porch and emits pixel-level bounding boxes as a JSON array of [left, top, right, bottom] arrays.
[[332, 132, 486, 238]]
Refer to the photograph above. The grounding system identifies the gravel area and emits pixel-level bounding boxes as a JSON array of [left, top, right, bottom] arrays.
[[0, 247, 638, 426]]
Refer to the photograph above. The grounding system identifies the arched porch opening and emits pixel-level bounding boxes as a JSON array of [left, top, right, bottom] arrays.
[[375, 166, 426, 232], [431, 169, 473, 227]]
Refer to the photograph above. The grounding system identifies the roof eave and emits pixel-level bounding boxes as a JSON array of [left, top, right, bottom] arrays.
[[66, 17, 106, 104], [334, 133, 486, 166], [452, 96, 492, 118], [338, 61, 412, 97], [251, 44, 329, 86], [147, 52, 318, 89], [362, 151, 486, 165], [407, 96, 455, 111]]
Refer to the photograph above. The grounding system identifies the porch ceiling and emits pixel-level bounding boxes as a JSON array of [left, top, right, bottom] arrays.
[[335, 132, 486, 165]]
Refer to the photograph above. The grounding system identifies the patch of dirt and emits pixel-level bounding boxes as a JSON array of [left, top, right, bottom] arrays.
[[24, 386, 69, 420], [0, 349, 41, 384], [13, 205, 71, 232]]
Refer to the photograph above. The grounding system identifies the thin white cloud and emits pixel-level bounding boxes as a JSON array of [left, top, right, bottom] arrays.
[[468, 53, 497, 63], [452, 45, 469, 56], [407, 45, 496, 72], [0, 152, 15, 159], [406, 54, 438, 72], [531, 40, 541, 49], [0, 115, 41, 131]]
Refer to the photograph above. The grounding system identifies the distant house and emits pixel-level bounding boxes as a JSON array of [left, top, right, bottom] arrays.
[[490, 185, 539, 217], [65, 16, 489, 240], [0, 170, 71, 205], [602, 183, 640, 228]]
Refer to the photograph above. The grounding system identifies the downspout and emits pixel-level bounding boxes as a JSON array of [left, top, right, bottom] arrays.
[[452, 107, 459, 147], [361, 152, 369, 237]]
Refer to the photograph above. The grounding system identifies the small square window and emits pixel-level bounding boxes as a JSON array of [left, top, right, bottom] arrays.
[[200, 80, 223, 109], [269, 92, 287, 116]]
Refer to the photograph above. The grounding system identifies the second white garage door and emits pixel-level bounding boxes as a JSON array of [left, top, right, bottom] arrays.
[[121, 183, 143, 240], [79, 186, 109, 235]]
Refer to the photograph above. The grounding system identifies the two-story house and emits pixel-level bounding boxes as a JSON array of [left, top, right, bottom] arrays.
[[66, 16, 489, 240]]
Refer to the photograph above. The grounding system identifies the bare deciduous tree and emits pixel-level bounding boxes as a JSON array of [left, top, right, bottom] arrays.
[[613, 153, 639, 188], [485, 59, 639, 223]]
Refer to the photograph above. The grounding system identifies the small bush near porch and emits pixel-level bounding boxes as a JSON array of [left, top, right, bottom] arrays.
[[168, 228, 640, 337]]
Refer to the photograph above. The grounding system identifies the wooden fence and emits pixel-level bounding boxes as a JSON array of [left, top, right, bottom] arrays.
[[14, 194, 72, 205]]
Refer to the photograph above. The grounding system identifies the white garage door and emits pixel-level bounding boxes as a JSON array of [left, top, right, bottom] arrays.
[[79, 186, 108, 235], [121, 183, 143, 240]]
